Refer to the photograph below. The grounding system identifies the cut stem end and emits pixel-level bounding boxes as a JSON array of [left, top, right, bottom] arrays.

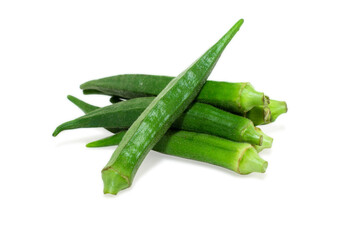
[[102, 168, 130, 195], [238, 147, 268, 174]]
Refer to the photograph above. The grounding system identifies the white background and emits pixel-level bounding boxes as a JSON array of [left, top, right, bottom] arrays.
[[1, 0, 359, 239]]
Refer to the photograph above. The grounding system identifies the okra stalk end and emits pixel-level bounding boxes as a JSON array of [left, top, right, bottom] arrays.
[[238, 147, 268, 174], [238, 83, 266, 112], [241, 123, 263, 146], [102, 167, 130, 195], [245, 106, 272, 126], [253, 127, 273, 152], [269, 100, 288, 122]]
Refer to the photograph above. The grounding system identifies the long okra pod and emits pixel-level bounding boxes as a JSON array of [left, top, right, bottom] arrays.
[[81, 78, 265, 114], [55, 96, 263, 145], [87, 130, 268, 175], [101, 19, 244, 194]]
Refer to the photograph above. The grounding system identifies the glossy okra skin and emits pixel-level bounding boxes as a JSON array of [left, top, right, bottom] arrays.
[[81, 78, 265, 114], [55, 96, 262, 145], [87, 130, 268, 175], [101, 19, 244, 194], [244, 99, 287, 125]]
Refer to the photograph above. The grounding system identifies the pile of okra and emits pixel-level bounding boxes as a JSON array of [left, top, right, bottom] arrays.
[[53, 19, 287, 195]]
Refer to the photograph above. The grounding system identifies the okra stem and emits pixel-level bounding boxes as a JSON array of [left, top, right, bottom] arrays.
[[253, 127, 273, 152], [244, 99, 287, 125], [268, 100, 287, 122]]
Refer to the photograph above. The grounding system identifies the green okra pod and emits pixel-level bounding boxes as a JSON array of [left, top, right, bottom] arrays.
[[87, 130, 268, 175], [55, 96, 263, 145], [101, 19, 244, 194], [81, 79, 265, 114]]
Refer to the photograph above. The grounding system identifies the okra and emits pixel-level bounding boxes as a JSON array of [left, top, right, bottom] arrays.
[[101, 19, 244, 194], [81, 78, 265, 114], [54, 96, 263, 145], [87, 130, 268, 175]]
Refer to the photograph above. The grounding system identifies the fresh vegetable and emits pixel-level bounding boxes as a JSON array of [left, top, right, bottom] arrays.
[[101, 19, 244, 195], [54, 96, 262, 145], [253, 127, 273, 152], [87, 130, 267, 175], [80, 76, 266, 114], [53, 19, 288, 195], [54, 96, 263, 145]]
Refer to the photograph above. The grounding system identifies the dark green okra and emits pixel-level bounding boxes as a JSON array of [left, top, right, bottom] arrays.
[[87, 130, 268, 175], [81, 77, 266, 114], [55, 96, 263, 146]]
